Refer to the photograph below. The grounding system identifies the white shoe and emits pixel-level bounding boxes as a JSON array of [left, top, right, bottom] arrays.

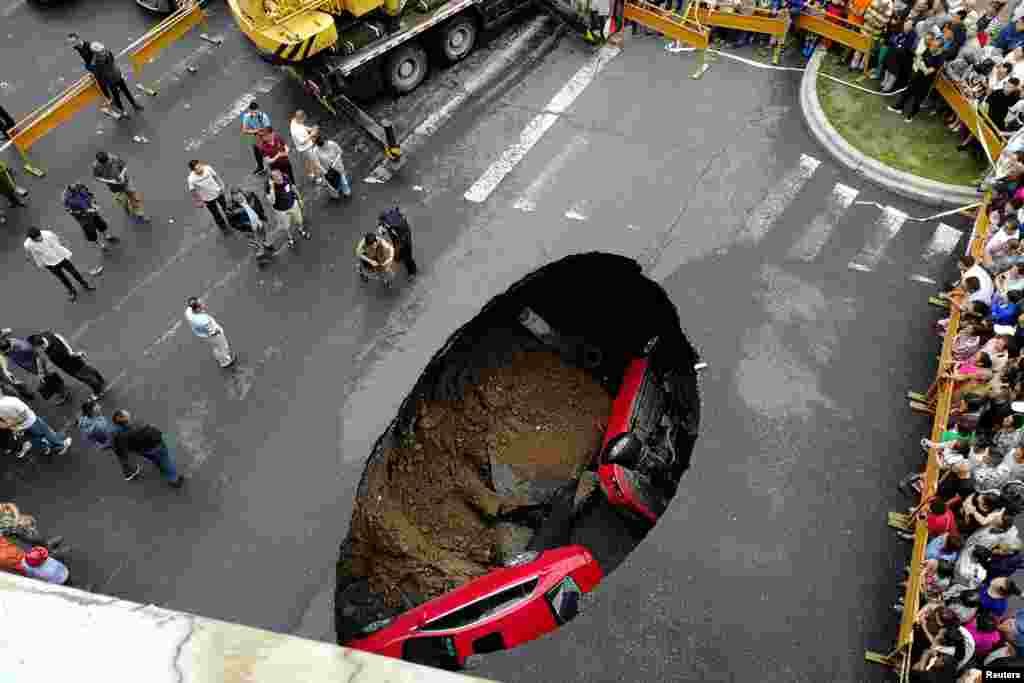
[[56, 437, 72, 456], [89, 265, 104, 276], [16, 441, 31, 459]]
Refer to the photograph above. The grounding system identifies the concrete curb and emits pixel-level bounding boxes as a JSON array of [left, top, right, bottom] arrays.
[[799, 47, 980, 208]]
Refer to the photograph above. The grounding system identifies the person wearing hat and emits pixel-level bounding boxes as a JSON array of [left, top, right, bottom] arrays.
[[184, 297, 234, 368], [19, 546, 69, 585], [89, 41, 143, 119], [78, 398, 140, 481]]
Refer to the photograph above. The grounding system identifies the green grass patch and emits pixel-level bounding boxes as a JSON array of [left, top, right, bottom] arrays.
[[816, 53, 986, 187]]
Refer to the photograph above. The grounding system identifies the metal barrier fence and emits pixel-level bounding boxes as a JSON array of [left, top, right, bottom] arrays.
[[3, 1, 208, 155]]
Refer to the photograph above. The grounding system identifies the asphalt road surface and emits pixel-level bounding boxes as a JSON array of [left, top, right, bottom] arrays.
[[0, 2, 970, 681]]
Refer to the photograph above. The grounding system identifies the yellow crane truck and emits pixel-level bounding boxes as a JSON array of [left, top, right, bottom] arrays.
[[227, 0, 532, 100]]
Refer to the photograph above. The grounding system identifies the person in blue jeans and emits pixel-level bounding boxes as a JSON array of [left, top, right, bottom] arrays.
[[78, 399, 141, 481], [111, 409, 184, 488], [0, 395, 71, 456]]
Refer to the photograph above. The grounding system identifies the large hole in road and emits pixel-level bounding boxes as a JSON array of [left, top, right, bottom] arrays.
[[336, 253, 701, 670]]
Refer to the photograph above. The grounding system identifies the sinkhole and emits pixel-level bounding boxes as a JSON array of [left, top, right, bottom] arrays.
[[335, 253, 701, 671]]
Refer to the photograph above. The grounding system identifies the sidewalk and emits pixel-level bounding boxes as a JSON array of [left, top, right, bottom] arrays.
[[815, 51, 986, 187]]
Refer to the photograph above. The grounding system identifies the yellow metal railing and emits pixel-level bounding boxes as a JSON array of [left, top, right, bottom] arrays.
[[5, 1, 208, 155]]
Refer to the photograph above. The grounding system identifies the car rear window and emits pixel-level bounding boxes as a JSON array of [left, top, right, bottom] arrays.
[[420, 578, 540, 632]]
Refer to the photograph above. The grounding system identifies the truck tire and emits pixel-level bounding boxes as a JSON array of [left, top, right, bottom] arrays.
[[437, 16, 478, 65], [385, 42, 429, 95]]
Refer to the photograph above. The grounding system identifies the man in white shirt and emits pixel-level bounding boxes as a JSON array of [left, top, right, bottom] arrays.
[[23, 227, 95, 302], [965, 262, 996, 306], [0, 395, 71, 456], [186, 160, 229, 232], [290, 110, 321, 183], [184, 297, 234, 368]]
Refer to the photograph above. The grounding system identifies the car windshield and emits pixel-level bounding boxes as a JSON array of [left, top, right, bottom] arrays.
[[419, 578, 540, 632]]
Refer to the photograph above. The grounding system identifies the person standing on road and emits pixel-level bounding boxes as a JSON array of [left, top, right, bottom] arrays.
[[266, 170, 308, 248], [27, 332, 107, 398], [290, 110, 321, 184], [92, 151, 150, 224], [0, 102, 15, 139], [240, 102, 271, 176], [256, 127, 296, 184], [112, 409, 184, 488], [90, 42, 144, 119], [185, 297, 235, 368], [313, 134, 351, 200], [24, 227, 95, 302], [66, 33, 110, 101], [379, 207, 418, 278], [78, 398, 140, 481], [63, 183, 117, 275], [0, 160, 27, 209], [186, 160, 230, 232], [0, 395, 71, 456]]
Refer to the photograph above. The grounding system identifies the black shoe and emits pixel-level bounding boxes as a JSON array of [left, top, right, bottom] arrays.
[[105, 235, 120, 243], [67, 290, 78, 302], [169, 475, 185, 489], [124, 464, 142, 481], [54, 390, 72, 406], [83, 283, 96, 291], [254, 168, 267, 176], [45, 535, 64, 548], [133, 103, 144, 111]]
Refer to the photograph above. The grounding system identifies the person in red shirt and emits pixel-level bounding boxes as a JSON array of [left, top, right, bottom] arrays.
[[926, 499, 959, 538], [256, 128, 296, 185]]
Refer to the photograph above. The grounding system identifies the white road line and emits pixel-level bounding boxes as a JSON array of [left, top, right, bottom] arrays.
[[737, 154, 821, 245], [183, 74, 285, 151], [512, 133, 588, 212], [909, 274, 938, 285], [367, 16, 552, 183], [565, 199, 589, 221], [920, 223, 963, 263], [786, 183, 858, 262], [847, 206, 908, 272], [464, 45, 620, 203]]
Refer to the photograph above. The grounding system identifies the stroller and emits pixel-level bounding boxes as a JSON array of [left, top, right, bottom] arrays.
[[356, 207, 411, 287]]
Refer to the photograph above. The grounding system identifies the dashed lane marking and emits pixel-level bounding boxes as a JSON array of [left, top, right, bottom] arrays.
[[786, 183, 859, 262], [920, 222, 964, 263], [183, 73, 285, 152], [512, 133, 588, 212], [464, 45, 620, 203], [847, 206, 907, 272], [736, 154, 821, 245]]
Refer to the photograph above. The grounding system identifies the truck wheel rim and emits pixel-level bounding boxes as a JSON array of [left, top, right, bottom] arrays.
[[398, 60, 418, 80]]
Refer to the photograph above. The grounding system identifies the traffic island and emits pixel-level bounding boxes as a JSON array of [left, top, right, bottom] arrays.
[[800, 47, 982, 207], [334, 253, 701, 668]]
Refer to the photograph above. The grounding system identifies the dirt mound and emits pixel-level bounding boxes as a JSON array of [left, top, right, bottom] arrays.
[[349, 350, 611, 608]]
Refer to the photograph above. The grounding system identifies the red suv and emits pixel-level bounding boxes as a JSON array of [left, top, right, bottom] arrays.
[[346, 546, 603, 669]]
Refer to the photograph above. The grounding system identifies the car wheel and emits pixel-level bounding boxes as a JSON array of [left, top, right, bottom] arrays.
[[385, 42, 428, 95], [437, 16, 477, 65]]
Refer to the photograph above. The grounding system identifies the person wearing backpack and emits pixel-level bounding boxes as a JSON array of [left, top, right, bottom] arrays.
[[380, 207, 418, 277], [112, 409, 184, 488], [63, 183, 117, 275]]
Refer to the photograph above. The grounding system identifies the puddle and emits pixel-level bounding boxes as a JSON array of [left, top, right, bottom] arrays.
[[335, 253, 700, 670]]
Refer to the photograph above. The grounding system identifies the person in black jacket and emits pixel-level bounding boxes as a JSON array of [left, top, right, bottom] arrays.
[[27, 332, 107, 397], [112, 410, 184, 488], [90, 42, 143, 119], [0, 103, 15, 139], [66, 33, 110, 101], [889, 31, 948, 122]]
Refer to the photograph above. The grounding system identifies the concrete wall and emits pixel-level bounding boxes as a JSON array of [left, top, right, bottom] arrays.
[[0, 572, 498, 683]]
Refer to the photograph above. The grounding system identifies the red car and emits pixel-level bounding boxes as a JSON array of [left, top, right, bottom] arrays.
[[346, 546, 603, 670], [598, 347, 685, 524]]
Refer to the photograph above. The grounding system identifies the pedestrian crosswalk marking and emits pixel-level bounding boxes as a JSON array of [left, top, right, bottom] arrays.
[[848, 206, 907, 272], [920, 223, 963, 263], [513, 134, 589, 213], [786, 183, 859, 262], [737, 154, 821, 245]]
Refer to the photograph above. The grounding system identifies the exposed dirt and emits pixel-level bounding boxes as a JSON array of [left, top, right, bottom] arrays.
[[348, 350, 612, 608]]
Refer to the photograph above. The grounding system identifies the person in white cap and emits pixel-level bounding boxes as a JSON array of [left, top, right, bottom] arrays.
[[184, 297, 234, 368]]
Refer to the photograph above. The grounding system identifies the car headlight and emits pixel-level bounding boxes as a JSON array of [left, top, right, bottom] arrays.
[[501, 551, 539, 568]]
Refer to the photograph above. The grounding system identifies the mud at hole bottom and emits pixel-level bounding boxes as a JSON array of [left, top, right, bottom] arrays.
[[348, 349, 611, 607]]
